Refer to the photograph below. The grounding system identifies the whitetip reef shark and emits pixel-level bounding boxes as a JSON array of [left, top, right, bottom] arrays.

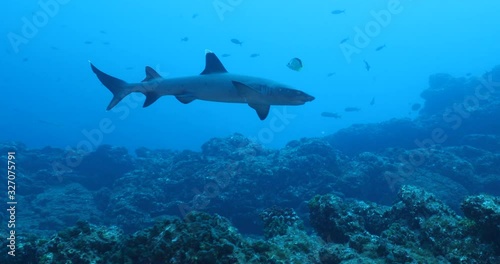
[[90, 50, 314, 120]]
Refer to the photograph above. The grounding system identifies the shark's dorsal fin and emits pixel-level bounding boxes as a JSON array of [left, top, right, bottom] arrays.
[[200, 49, 228, 75], [142, 66, 161, 82], [249, 103, 270, 120]]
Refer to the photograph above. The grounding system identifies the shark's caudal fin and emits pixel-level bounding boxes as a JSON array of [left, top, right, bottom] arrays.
[[90, 62, 130, 110]]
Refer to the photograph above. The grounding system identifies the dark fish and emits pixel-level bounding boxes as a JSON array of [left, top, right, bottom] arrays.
[[22, 58, 28, 62], [192, 13, 199, 19], [250, 53, 260, 58], [99, 30, 107, 34], [125, 66, 134, 70], [411, 103, 421, 111], [344, 107, 361, 112], [50, 46, 59, 50], [363, 60, 371, 71], [340, 37, 349, 44], [375, 44, 386, 51], [84, 41, 92, 45], [287, 58, 303, 71], [327, 72, 336, 77], [370, 97, 375, 106], [231, 38, 243, 46], [181, 37, 189, 42], [466, 72, 472, 77], [331, 9, 345, 15], [102, 41, 110, 45], [221, 54, 231, 57], [321, 112, 341, 118]]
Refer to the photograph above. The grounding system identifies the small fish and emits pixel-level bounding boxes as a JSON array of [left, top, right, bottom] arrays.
[[321, 112, 341, 119], [102, 41, 110, 45], [125, 66, 134, 70], [84, 41, 92, 45], [99, 30, 107, 34], [50, 46, 59, 50], [411, 103, 421, 111], [375, 44, 386, 51], [287, 57, 303, 71], [327, 72, 336, 77], [340, 37, 349, 44], [181, 37, 189, 42], [221, 54, 231, 57], [331, 9, 346, 15], [344, 107, 361, 112], [466, 72, 472, 77], [250, 53, 260, 58], [370, 97, 375, 106], [363, 60, 371, 71], [192, 13, 199, 19], [22, 57, 28, 62], [231, 38, 243, 46]]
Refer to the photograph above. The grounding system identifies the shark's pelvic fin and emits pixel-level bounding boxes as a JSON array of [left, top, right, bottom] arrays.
[[200, 50, 228, 75], [142, 66, 162, 82], [90, 62, 129, 110], [175, 94, 196, 104], [249, 103, 270, 120]]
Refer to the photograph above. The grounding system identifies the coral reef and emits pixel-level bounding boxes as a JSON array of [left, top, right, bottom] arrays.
[[1, 66, 499, 263], [2, 187, 498, 263]]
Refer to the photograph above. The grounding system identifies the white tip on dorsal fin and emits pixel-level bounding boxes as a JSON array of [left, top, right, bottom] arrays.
[[200, 49, 228, 75]]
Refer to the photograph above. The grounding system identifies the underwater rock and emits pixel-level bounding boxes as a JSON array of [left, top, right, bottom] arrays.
[[461, 194, 500, 253], [461, 134, 500, 152], [308, 194, 367, 243], [76, 144, 135, 190], [28, 183, 103, 232], [124, 212, 247, 263], [326, 118, 426, 155], [201, 133, 267, 160], [39, 220, 124, 263], [259, 206, 304, 238]]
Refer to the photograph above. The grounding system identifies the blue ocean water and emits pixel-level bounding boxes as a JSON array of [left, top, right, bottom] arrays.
[[2, 1, 500, 263], [2, 0, 498, 151]]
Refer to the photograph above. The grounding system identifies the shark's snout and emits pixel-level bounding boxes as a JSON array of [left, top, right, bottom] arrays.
[[305, 94, 315, 102], [298, 93, 315, 103]]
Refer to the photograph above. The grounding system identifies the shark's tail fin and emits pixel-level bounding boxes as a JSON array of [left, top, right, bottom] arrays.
[[90, 62, 130, 110]]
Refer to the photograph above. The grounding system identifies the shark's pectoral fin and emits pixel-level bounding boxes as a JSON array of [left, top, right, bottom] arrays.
[[249, 103, 270, 120], [143, 92, 160, 107], [232, 81, 260, 100], [142, 66, 162, 82], [175, 94, 196, 104]]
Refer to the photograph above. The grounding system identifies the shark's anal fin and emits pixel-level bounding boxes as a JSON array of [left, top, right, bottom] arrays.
[[249, 103, 270, 120], [175, 94, 196, 104], [200, 50, 228, 75], [142, 66, 162, 82], [232, 81, 260, 99], [143, 92, 161, 107]]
